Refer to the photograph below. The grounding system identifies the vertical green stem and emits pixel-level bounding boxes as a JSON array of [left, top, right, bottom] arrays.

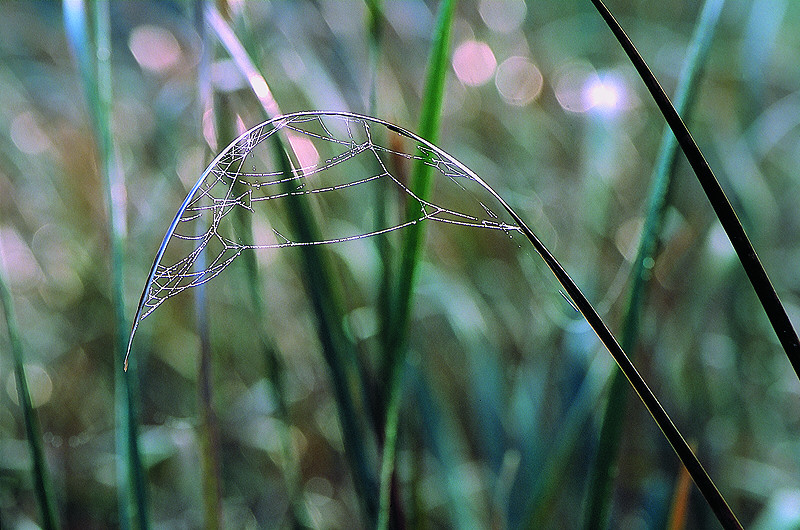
[[390, 0, 456, 351], [379, 1, 456, 527], [583, 1, 724, 527], [0, 251, 58, 529], [94, 1, 149, 527]]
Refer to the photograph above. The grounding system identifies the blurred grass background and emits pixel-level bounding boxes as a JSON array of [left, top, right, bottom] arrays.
[[1, 0, 799, 528]]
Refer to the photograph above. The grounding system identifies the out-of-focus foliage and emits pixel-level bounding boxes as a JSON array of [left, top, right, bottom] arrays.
[[0, 1, 799, 528]]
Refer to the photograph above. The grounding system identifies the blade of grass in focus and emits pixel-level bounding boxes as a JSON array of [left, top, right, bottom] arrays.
[[0, 248, 58, 529], [583, 1, 724, 527], [63, 1, 149, 527], [589, 0, 800, 380], [205, 6, 379, 523], [378, 2, 456, 529], [363, 0, 395, 436]]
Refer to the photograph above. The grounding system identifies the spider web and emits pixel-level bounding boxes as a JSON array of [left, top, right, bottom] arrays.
[[131, 112, 523, 342]]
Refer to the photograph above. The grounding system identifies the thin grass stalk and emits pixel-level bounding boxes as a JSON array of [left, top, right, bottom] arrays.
[[667, 457, 694, 530], [364, 0, 395, 419], [364, 0, 394, 427], [378, 2, 456, 528], [363, 6, 408, 525], [583, 1, 725, 527], [589, 0, 800, 378], [390, 0, 456, 356], [205, 6, 379, 522], [376, 364, 403, 530], [365, 0, 383, 116], [203, 3, 307, 525], [94, 2, 150, 527], [63, 0, 149, 526], [194, 3, 223, 527], [273, 139, 380, 521], [488, 202, 742, 528], [0, 250, 58, 529], [520, 356, 614, 528], [364, 11, 406, 524]]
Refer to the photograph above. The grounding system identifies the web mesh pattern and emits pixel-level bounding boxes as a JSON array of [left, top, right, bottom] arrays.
[[129, 112, 522, 351]]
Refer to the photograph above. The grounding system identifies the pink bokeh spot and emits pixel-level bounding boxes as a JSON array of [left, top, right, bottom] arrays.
[[452, 40, 497, 87]]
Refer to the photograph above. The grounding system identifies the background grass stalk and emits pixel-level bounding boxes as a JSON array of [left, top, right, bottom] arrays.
[[95, 2, 150, 526], [590, 0, 800, 378], [63, 1, 149, 526], [0, 249, 58, 529], [498, 204, 742, 529], [203, 3, 308, 525], [206, 6, 379, 522], [378, 1, 456, 526], [521, 355, 614, 528], [194, 2, 223, 527], [583, 1, 725, 526], [389, 0, 456, 354]]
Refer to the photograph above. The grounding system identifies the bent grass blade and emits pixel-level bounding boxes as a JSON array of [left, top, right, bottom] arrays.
[[125, 111, 738, 528]]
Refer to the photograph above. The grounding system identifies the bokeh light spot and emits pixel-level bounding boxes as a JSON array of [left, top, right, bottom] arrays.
[[495, 56, 543, 106], [555, 63, 635, 116], [0, 227, 43, 290], [6, 364, 53, 408], [479, 0, 527, 33], [10, 111, 51, 155], [128, 25, 181, 75], [554, 62, 596, 113], [289, 133, 321, 170], [582, 72, 631, 115], [452, 40, 497, 87]]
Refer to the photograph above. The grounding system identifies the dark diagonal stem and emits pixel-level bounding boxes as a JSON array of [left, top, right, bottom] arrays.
[[590, 0, 800, 379]]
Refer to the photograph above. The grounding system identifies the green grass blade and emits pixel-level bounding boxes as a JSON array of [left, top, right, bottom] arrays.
[[206, 7, 379, 522], [273, 138, 379, 521], [391, 0, 456, 350], [501, 199, 743, 530], [201, 4, 308, 525], [520, 355, 614, 528], [95, 2, 150, 527], [63, 1, 149, 527], [589, 0, 800, 379], [379, 2, 456, 528], [583, 2, 725, 527], [365, 0, 384, 116], [0, 250, 58, 530]]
